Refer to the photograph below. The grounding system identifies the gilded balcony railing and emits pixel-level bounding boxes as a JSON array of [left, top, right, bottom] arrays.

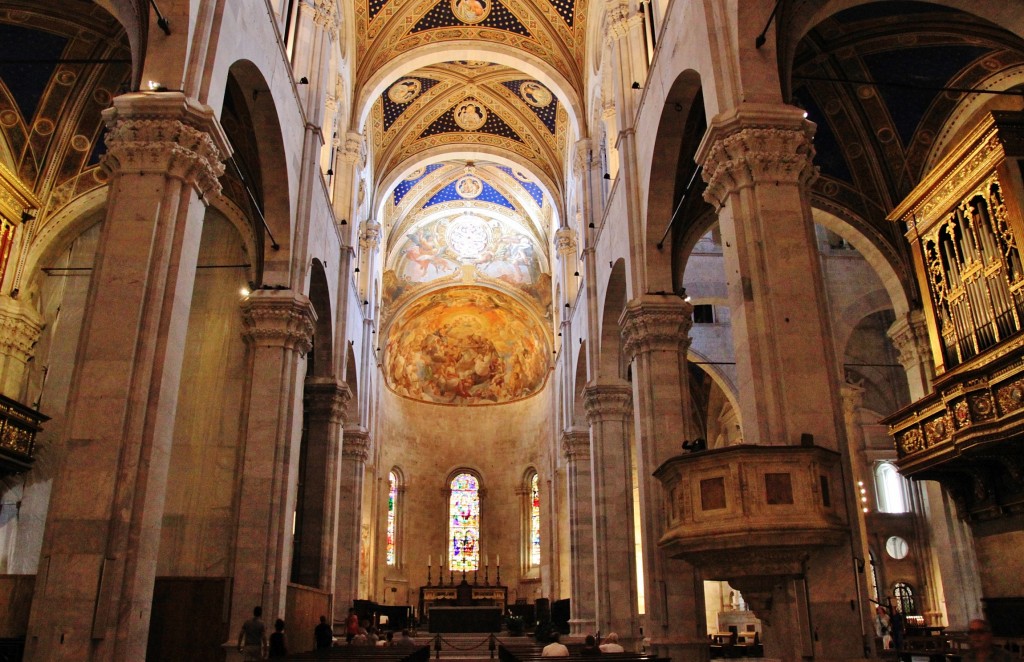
[[0, 393, 49, 476]]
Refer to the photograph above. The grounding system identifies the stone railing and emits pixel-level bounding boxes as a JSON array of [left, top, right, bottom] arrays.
[[653, 444, 848, 573]]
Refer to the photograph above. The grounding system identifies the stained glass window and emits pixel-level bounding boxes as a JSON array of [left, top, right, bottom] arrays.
[[387, 471, 398, 565], [449, 473, 479, 571], [529, 473, 540, 566]]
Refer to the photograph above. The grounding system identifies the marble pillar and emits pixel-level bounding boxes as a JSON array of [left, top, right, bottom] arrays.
[[335, 426, 369, 613], [23, 92, 230, 661], [293, 377, 351, 591], [619, 296, 706, 661], [888, 311, 983, 628], [697, 103, 867, 660], [561, 428, 596, 637], [229, 291, 316, 634], [584, 380, 641, 647]]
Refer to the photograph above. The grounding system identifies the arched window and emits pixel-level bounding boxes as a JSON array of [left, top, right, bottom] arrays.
[[521, 470, 541, 571], [875, 462, 908, 514], [530, 473, 541, 566], [449, 472, 480, 571], [387, 470, 399, 566], [893, 582, 916, 615]]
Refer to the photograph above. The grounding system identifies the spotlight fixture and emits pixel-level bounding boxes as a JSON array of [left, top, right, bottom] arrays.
[[573, 271, 579, 277], [363, 300, 369, 305], [565, 303, 570, 308], [631, 81, 641, 89], [603, 173, 611, 180], [298, 77, 309, 84], [20, 210, 35, 223], [326, 168, 334, 176], [354, 267, 360, 273], [588, 222, 595, 228], [340, 219, 348, 225], [558, 332, 562, 337]]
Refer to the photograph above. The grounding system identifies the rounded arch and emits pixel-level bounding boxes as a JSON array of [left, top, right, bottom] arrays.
[[811, 207, 912, 317], [374, 148, 564, 219], [355, 43, 584, 138], [645, 71, 708, 293], [308, 259, 333, 377], [598, 259, 628, 380], [22, 188, 107, 302], [344, 342, 359, 426], [572, 341, 588, 427], [222, 60, 294, 286]]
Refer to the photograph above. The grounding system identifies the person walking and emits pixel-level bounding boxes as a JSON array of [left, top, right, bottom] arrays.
[[268, 619, 287, 660], [237, 606, 268, 661]]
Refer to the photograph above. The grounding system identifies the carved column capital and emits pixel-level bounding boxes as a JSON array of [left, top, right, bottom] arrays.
[[339, 132, 364, 164], [840, 381, 865, 418], [343, 427, 370, 461], [583, 381, 633, 423], [619, 294, 693, 361], [101, 92, 231, 200], [887, 309, 932, 372], [0, 295, 43, 366], [304, 0, 338, 34], [554, 227, 578, 257], [304, 376, 352, 424], [359, 221, 382, 252], [561, 429, 591, 461], [605, 0, 643, 39], [241, 290, 317, 354], [573, 139, 592, 173], [696, 104, 817, 209]]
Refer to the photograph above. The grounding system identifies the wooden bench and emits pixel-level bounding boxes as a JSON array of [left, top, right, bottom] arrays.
[[287, 644, 431, 661]]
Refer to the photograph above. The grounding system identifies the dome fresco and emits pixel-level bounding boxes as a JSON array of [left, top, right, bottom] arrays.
[[383, 286, 550, 405]]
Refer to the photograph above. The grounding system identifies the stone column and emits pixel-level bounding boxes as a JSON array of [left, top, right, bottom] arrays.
[[697, 103, 867, 659], [555, 227, 579, 306], [230, 291, 316, 633], [584, 380, 641, 647], [0, 296, 43, 401], [561, 428, 596, 637], [293, 377, 351, 591], [335, 426, 369, 613], [24, 92, 229, 661], [619, 296, 706, 660], [888, 310, 982, 628]]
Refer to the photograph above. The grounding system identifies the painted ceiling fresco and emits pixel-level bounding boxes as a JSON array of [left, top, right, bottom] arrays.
[[383, 287, 550, 405], [355, 0, 588, 91], [0, 4, 130, 214], [370, 62, 568, 186], [381, 160, 551, 322]]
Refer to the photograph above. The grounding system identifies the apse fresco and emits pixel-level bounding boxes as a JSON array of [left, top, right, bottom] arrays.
[[384, 287, 549, 405]]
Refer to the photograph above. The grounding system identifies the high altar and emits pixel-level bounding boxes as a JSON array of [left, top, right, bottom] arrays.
[[420, 573, 508, 633]]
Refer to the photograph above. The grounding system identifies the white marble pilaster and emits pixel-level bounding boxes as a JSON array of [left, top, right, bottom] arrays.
[[24, 91, 230, 662]]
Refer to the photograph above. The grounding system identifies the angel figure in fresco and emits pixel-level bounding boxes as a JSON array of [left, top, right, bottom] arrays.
[[402, 227, 455, 280]]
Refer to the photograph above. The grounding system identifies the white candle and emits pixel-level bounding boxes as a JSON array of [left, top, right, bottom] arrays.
[[496, 554, 500, 566], [428, 555, 432, 567], [485, 554, 489, 566]]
